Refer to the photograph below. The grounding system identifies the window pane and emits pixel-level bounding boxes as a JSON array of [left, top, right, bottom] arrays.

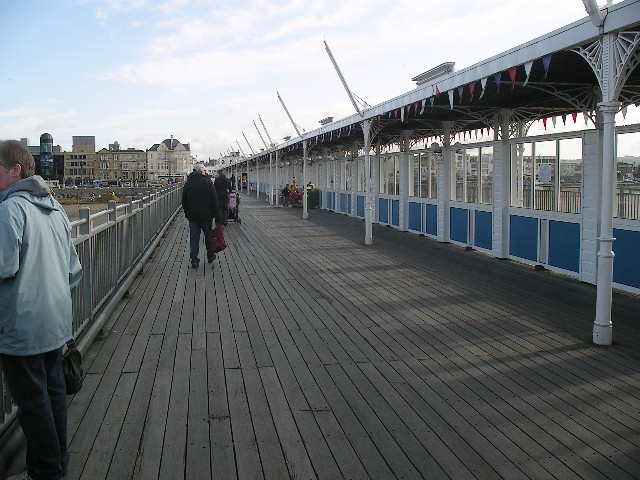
[[392, 155, 400, 195], [344, 162, 352, 190], [379, 157, 388, 194], [411, 154, 419, 197], [357, 158, 365, 192], [420, 153, 431, 199], [453, 150, 464, 201], [465, 148, 479, 203], [534, 140, 556, 211], [511, 142, 532, 208], [428, 153, 438, 199], [616, 130, 640, 219], [559, 138, 582, 214], [481, 146, 493, 204]]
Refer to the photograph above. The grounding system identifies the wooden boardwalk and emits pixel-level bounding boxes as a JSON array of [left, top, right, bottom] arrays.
[[17, 194, 640, 479]]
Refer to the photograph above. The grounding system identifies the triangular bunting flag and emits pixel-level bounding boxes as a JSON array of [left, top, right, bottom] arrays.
[[457, 86, 464, 104], [493, 72, 501, 93], [468, 81, 475, 102], [562, 114, 567, 125], [429, 96, 434, 112], [542, 118, 547, 129], [508, 67, 517, 91], [435, 85, 441, 98], [551, 117, 557, 128], [583, 111, 589, 124], [420, 99, 426, 115], [572, 112, 578, 123], [622, 106, 628, 119], [479, 77, 488, 99], [401, 106, 405, 122], [523, 61, 533, 86], [448, 90, 454, 109], [541, 55, 551, 80]]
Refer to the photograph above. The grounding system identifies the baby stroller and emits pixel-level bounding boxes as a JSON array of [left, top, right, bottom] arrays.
[[228, 191, 240, 223]]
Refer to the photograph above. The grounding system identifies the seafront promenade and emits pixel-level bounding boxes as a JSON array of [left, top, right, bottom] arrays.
[[7, 193, 640, 479]]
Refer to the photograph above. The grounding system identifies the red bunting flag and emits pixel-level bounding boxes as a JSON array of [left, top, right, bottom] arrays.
[[468, 81, 475, 102], [572, 113, 578, 123], [508, 67, 517, 91], [542, 118, 547, 129]]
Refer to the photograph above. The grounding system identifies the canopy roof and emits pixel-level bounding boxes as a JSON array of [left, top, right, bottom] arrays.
[[247, 0, 640, 164]]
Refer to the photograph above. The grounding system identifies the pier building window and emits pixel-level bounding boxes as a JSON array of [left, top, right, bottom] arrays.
[[616, 129, 640, 219], [357, 158, 365, 192], [510, 137, 582, 213], [410, 152, 437, 199], [451, 146, 493, 204], [341, 161, 353, 190], [327, 161, 335, 189], [380, 154, 399, 195]]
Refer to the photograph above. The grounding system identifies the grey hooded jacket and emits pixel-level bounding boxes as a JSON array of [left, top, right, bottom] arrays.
[[0, 175, 82, 355]]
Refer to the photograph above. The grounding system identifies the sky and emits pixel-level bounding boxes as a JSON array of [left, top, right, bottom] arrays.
[[1, 0, 636, 162]]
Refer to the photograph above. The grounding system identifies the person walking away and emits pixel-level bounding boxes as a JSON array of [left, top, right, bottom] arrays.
[[0, 140, 82, 480], [182, 163, 220, 267], [214, 169, 230, 226], [229, 174, 236, 192]]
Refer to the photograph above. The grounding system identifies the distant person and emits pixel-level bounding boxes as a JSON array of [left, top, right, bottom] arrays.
[[229, 174, 236, 192], [0, 140, 82, 480], [182, 163, 220, 267], [281, 184, 291, 207], [214, 169, 231, 226]]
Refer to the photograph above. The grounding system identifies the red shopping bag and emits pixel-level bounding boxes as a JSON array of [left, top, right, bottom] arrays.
[[211, 223, 227, 253]]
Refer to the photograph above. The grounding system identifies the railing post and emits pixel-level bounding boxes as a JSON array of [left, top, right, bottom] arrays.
[[108, 200, 118, 282], [79, 207, 92, 324]]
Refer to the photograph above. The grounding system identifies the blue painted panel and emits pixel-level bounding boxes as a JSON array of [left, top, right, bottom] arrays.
[[613, 228, 640, 289], [357, 195, 364, 217], [510, 215, 538, 261], [408, 202, 422, 231], [379, 198, 389, 223], [426, 204, 437, 235], [340, 193, 346, 213], [549, 220, 580, 272], [391, 199, 400, 226], [347, 194, 352, 214], [474, 210, 492, 250], [450, 208, 468, 243]]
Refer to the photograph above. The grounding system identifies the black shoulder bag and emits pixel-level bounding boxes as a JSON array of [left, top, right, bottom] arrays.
[[62, 339, 83, 395]]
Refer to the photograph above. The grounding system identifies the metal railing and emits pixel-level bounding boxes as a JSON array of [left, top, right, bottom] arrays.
[[0, 184, 183, 460]]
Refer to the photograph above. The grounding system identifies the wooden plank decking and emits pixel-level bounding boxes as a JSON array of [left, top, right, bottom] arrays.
[[10, 194, 640, 479]]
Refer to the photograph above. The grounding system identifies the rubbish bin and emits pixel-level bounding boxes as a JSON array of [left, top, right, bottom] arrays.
[[306, 186, 316, 209]]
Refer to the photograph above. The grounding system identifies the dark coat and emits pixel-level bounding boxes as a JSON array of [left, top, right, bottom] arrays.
[[214, 176, 231, 209], [182, 172, 220, 223]]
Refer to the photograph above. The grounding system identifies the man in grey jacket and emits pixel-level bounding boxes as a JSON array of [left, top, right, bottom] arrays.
[[0, 140, 82, 480]]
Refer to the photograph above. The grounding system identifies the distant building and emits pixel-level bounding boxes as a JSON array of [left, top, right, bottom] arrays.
[[64, 136, 96, 186], [147, 135, 190, 182], [22, 134, 64, 186], [96, 141, 147, 186]]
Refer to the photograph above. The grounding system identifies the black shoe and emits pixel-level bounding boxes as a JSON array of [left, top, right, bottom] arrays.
[[191, 260, 199, 268], [207, 253, 216, 263]]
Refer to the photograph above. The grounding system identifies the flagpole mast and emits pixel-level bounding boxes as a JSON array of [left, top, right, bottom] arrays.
[[277, 91, 308, 219], [324, 39, 374, 245], [324, 40, 363, 117]]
